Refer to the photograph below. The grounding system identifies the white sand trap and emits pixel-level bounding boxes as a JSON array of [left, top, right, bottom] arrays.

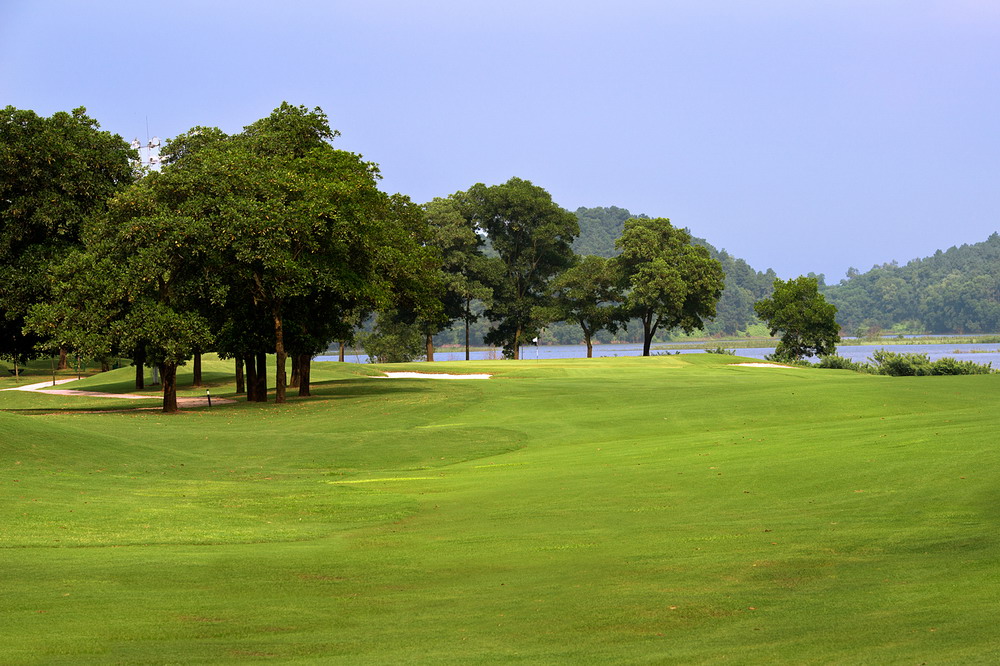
[[729, 362, 796, 369], [373, 372, 492, 380]]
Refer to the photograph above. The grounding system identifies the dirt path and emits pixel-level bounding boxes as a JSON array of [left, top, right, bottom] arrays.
[[2, 378, 233, 408]]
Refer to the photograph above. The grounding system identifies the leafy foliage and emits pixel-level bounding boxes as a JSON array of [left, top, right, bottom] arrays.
[[868, 350, 994, 376], [358, 314, 426, 363], [573, 206, 776, 336], [824, 232, 1000, 334], [755, 276, 839, 361], [0, 106, 134, 362], [545, 255, 626, 357], [456, 178, 578, 358], [613, 217, 725, 355]]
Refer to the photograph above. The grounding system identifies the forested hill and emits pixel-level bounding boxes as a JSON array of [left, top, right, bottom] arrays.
[[822, 232, 1000, 335], [573, 206, 776, 335]]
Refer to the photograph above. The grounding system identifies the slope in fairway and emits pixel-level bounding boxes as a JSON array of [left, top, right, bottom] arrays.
[[2, 355, 999, 663]]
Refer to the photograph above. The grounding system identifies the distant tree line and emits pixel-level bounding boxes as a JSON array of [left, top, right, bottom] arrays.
[[822, 233, 1000, 335]]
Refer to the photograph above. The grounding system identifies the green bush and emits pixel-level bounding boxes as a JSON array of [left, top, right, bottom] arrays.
[[704, 346, 736, 355], [358, 316, 425, 364], [929, 357, 994, 375], [870, 350, 933, 376], [869, 350, 995, 376], [816, 354, 870, 372]]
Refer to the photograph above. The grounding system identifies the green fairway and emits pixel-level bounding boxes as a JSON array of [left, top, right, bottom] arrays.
[[2, 355, 999, 663]]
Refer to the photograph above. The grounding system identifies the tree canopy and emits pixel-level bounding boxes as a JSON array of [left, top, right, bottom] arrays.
[[546, 255, 625, 358], [30, 103, 439, 411], [456, 178, 578, 358], [823, 232, 1000, 335], [754, 276, 839, 361], [613, 217, 725, 355], [0, 106, 134, 363]]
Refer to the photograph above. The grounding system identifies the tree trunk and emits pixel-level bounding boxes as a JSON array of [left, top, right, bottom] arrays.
[[273, 311, 286, 404], [642, 315, 658, 357], [426, 332, 434, 362], [290, 353, 300, 388], [513, 328, 521, 360], [134, 346, 145, 390], [465, 312, 471, 361], [585, 334, 593, 358], [161, 362, 178, 413], [255, 352, 268, 402], [244, 355, 257, 402], [57, 346, 69, 370], [339, 341, 345, 362], [298, 353, 312, 397], [235, 357, 245, 395], [192, 351, 202, 387]]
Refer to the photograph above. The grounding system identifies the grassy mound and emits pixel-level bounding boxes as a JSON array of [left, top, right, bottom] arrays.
[[2, 354, 999, 663]]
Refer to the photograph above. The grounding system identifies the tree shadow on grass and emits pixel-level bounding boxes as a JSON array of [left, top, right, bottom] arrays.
[[288, 378, 426, 404], [0, 377, 429, 415]]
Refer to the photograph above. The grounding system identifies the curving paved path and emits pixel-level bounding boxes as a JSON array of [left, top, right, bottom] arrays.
[[2, 378, 233, 408]]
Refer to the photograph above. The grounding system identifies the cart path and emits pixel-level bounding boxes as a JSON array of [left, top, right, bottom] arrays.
[[2, 378, 234, 407]]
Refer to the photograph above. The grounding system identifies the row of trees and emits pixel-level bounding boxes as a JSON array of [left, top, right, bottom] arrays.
[[2, 103, 736, 411], [372, 183, 728, 360], [822, 233, 1000, 335]]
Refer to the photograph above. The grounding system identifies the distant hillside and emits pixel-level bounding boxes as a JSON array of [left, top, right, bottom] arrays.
[[572, 206, 776, 335], [822, 232, 1000, 334]]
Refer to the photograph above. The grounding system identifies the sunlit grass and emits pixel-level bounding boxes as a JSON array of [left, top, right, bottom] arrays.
[[3, 354, 999, 663]]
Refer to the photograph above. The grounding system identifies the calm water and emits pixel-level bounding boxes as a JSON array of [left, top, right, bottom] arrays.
[[317, 341, 1000, 367]]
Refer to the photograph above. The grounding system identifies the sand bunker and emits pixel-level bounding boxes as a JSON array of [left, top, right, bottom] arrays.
[[373, 372, 492, 380]]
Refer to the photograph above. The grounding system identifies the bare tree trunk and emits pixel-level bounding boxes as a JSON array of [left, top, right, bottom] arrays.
[[290, 353, 300, 388], [426, 332, 434, 362], [273, 311, 286, 404], [642, 316, 657, 357], [339, 341, 345, 362], [134, 346, 145, 390], [585, 334, 593, 358], [235, 357, 245, 395], [298, 353, 311, 397], [245, 355, 257, 402], [161, 362, 178, 413], [192, 351, 202, 387], [465, 313, 471, 361], [255, 352, 268, 402], [57, 346, 68, 370]]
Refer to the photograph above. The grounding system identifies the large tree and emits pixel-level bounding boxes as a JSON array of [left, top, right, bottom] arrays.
[[154, 105, 433, 402], [613, 217, 725, 356], [422, 197, 491, 360], [0, 106, 134, 364], [456, 178, 578, 359], [754, 276, 839, 361], [546, 255, 626, 358]]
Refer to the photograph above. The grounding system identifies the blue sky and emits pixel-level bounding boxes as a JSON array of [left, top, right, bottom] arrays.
[[3, 0, 998, 281]]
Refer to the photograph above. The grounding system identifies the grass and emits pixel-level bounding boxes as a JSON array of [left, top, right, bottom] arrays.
[[2, 354, 1000, 663]]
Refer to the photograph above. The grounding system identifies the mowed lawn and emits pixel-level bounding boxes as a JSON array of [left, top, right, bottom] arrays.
[[2, 354, 999, 664]]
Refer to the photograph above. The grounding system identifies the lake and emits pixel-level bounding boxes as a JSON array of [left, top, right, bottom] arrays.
[[317, 341, 1000, 367]]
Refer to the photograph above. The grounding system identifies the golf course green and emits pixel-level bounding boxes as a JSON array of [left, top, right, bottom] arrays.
[[2, 354, 998, 663]]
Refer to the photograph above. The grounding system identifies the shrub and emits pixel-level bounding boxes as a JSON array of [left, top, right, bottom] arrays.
[[816, 354, 870, 372], [929, 357, 994, 375], [870, 350, 933, 376], [358, 316, 425, 364], [704, 347, 736, 355]]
